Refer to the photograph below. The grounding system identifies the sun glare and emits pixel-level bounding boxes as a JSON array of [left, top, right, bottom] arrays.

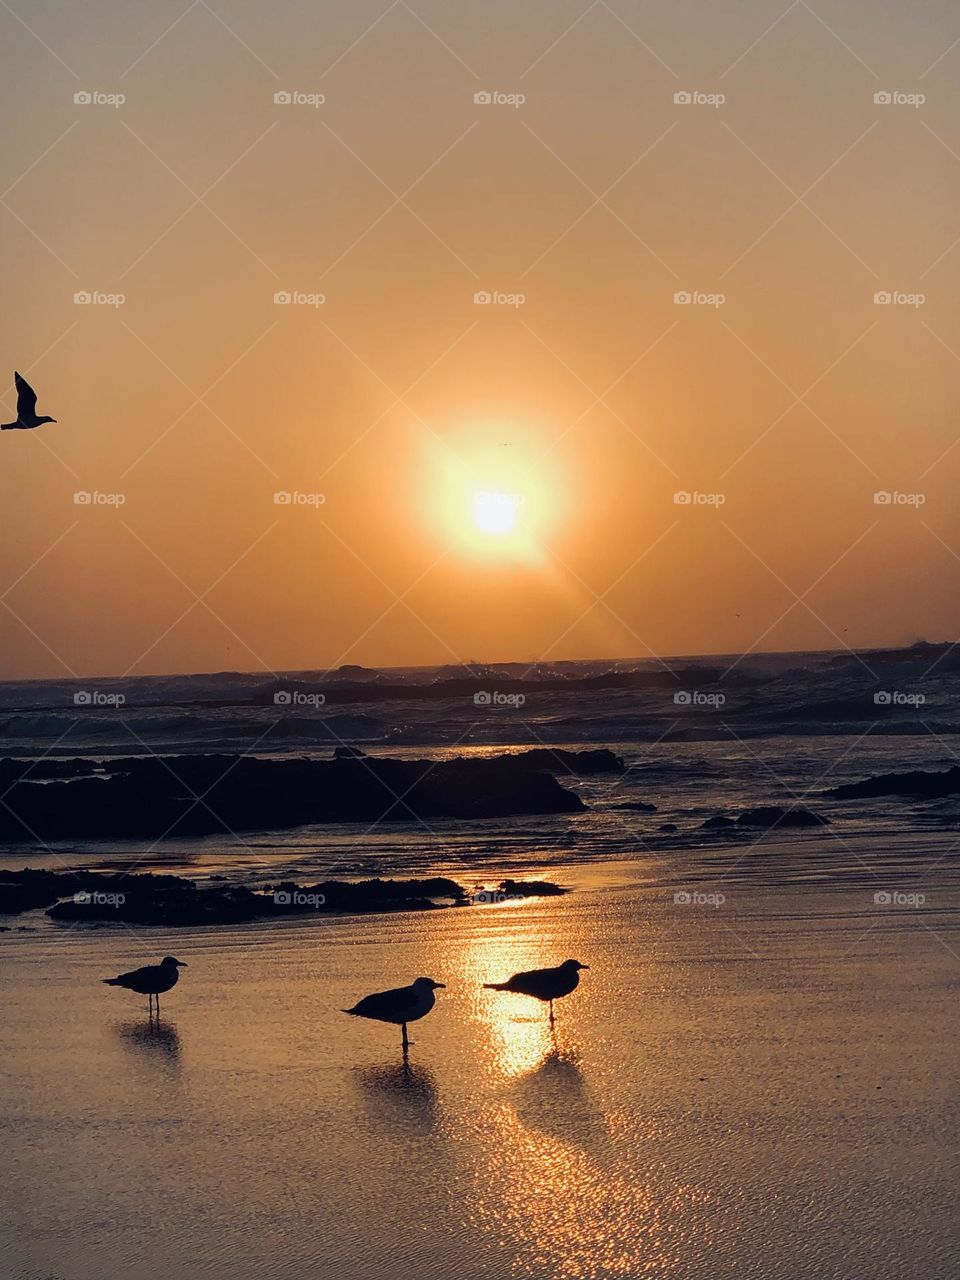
[[426, 431, 555, 561], [472, 489, 522, 536]]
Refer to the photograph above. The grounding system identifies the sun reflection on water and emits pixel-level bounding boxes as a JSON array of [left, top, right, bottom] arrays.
[[445, 927, 712, 1277]]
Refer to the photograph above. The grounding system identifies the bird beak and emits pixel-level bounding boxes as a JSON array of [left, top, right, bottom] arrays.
[[579, 964, 590, 970], [434, 982, 446, 988], [176, 960, 188, 967]]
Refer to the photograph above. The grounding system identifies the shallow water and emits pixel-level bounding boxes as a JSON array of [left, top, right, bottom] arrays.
[[2, 850, 959, 1280]]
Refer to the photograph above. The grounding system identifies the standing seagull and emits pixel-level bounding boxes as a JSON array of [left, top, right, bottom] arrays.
[[342, 976, 445, 1051], [1, 372, 57, 430], [103, 956, 187, 1017], [484, 959, 589, 1023]]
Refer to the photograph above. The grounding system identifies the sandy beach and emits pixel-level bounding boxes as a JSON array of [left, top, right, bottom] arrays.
[[3, 838, 958, 1280]]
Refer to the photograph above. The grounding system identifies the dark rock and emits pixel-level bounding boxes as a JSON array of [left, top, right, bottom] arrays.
[[701, 815, 737, 830], [612, 800, 657, 812], [498, 879, 566, 898], [0, 749, 586, 841], [43, 870, 472, 927], [659, 823, 678, 832], [827, 766, 960, 801]]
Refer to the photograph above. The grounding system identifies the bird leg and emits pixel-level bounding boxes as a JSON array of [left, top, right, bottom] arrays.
[[548, 1000, 555, 1024], [401, 1022, 409, 1050]]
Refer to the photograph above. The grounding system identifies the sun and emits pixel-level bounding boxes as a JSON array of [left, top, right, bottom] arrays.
[[425, 426, 560, 562], [472, 488, 522, 536]]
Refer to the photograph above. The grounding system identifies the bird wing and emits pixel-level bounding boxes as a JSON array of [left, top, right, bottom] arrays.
[[110, 964, 157, 988], [349, 984, 420, 1018], [503, 965, 561, 994], [14, 372, 37, 419]]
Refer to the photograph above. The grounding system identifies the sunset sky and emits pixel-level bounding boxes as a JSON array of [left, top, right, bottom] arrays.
[[2, 0, 960, 678]]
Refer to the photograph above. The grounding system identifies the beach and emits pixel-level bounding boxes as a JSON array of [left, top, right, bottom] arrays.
[[3, 838, 958, 1280]]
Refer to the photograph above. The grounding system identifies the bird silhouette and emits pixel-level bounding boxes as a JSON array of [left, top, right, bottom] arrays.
[[1, 372, 57, 430], [103, 955, 187, 1016], [484, 958, 589, 1022], [343, 976, 445, 1051]]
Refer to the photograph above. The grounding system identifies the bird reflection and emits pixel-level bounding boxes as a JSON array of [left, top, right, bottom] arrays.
[[115, 1018, 182, 1068], [355, 1058, 440, 1135], [510, 1048, 610, 1161]]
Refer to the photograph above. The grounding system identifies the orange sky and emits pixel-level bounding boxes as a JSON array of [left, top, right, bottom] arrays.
[[1, 0, 959, 679]]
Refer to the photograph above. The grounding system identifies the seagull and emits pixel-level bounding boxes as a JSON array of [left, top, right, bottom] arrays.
[[103, 955, 187, 1016], [342, 976, 445, 1050], [484, 958, 589, 1022], [1, 372, 57, 431]]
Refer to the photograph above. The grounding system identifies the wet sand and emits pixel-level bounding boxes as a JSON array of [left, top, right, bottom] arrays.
[[2, 842, 958, 1280]]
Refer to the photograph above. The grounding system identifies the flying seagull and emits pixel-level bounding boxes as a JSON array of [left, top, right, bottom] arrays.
[[484, 958, 589, 1022], [342, 976, 445, 1050], [103, 955, 187, 1016], [1, 372, 57, 431]]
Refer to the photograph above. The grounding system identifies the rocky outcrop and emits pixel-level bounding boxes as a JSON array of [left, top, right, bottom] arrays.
[[0, 749, 588, 841], [827, 767, 960, 800]]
